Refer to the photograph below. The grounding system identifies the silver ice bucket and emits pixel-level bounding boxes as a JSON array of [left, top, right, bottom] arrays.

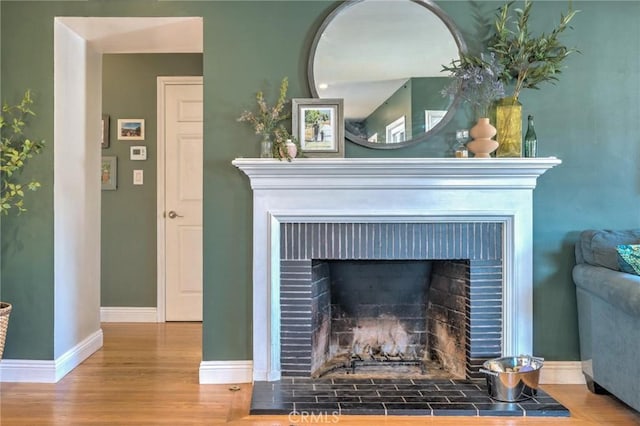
[[480, 355, 544, 402]]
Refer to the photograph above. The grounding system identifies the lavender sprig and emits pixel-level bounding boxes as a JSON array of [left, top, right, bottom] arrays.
[[442, 52, 505, 119]]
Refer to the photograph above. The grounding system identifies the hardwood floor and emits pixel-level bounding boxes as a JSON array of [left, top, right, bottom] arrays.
[[1, 323, 639, 425]]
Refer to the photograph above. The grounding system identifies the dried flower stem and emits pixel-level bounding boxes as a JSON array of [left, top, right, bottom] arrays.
[[237, 77, 290, 139]]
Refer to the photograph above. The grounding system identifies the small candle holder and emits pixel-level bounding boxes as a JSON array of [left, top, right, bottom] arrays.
[[454, 129, 469, 158]]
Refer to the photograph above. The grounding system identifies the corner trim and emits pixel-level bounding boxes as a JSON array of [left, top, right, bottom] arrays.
[[199, 360, 253, 384], [0, 329, 103, 383], [100, 307, 158, 323], [539, 361, 585, 384]]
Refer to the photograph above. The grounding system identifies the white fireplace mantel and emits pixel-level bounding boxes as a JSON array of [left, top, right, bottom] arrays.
[[232, 157, 561, 190], [232, 157, 561, 382]]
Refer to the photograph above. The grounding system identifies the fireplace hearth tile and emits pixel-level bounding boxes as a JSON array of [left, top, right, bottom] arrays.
[[385, 402, 432, 416], [249, 378, 570, 417], [338, 402, 387, 415], [475, 402, 524, 416], [518, 401, 572, 417], [430, 402, 478, 416]]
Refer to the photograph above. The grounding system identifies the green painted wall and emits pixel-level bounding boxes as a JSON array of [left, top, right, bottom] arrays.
[[101, 54, 202, 307], [362, 77, 451, 144], [1, 0, 639, 363], [411, 77, 451, 136], [364, 80, 412, 142]]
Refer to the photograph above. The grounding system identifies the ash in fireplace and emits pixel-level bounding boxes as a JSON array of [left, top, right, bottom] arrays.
[[311, 314, 457, 379], [351, 315, 417, 359]]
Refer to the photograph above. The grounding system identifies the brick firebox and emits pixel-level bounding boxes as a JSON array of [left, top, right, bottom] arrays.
[[279, 222, 502, 379]]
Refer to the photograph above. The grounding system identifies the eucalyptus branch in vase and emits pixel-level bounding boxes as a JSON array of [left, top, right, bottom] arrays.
[[487, 0, 578, 157], [490, 0, 579, 101]]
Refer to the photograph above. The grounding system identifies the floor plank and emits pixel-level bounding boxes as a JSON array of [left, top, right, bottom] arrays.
[[1, 323, 639, 425]]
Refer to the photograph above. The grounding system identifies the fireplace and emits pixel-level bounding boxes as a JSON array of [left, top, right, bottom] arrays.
[[232, 157, 561, 381], [279, 222, 502, 379], [321, 259, 435, 376]]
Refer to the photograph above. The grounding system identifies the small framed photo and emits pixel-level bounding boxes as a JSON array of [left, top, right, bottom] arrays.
[[117, 119, 145, 140], [292, 98, 344, 157], [101, 156, 117, 190], [101, 114, 110, 148]]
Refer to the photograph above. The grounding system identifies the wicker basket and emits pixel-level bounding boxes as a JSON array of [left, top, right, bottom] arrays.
[[0, 302, 12, 360]]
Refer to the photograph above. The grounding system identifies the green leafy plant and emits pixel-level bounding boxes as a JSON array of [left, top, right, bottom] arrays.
[[0, 90, 44, 215], [237, 77, 291, 139], [489, 0, 579, 100]]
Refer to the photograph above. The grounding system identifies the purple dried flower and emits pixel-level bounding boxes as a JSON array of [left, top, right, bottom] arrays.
[[441, 52, 505, 119]]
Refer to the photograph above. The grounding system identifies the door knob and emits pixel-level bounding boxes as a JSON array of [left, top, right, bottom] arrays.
[[167, 210, 183, 219]]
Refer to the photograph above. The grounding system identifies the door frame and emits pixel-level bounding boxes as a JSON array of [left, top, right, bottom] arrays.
[[156, 76, 204, 322]]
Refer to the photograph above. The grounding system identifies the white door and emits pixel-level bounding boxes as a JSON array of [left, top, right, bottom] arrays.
[[162, 79, 203, 321]]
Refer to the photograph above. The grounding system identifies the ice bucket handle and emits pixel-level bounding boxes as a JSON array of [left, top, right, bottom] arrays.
[[479, 368, 499, 376]]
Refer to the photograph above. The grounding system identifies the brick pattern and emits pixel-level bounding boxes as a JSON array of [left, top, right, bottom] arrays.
[[280, 223, 502, 261], [279, 222, 503, 378], [280, 259, 313, 376], [467, 260, 503, 378], [427, 261, 469, 378]]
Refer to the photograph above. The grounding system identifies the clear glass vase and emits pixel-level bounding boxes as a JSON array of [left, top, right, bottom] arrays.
[[495, 97, 522, 157], [260, 134, 273, 158]]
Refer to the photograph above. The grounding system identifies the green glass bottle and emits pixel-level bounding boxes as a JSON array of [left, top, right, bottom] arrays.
[[524, 115, 537, 158]]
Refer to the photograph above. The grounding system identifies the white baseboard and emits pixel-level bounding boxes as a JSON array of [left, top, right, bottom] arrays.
[[0, 328, 103, 383], [539, 361, 585, 384], [198, 360, 583, 385], [100, 307, 158, 322], [0, 337, 583, 386], [199, 360, 253, 384]]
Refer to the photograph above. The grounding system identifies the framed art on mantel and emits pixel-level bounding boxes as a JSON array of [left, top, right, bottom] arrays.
[[292, 98, 344, 157]]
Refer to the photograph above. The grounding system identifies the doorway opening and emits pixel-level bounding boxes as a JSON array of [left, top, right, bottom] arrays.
[[53, 17, 203, 375]]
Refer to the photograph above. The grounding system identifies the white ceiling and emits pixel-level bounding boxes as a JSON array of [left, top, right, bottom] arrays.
[[57, 3, 458, 121], [56, 17, 203, 53]]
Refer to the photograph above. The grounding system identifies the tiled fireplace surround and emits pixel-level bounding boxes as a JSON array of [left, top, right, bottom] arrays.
[[233, 157, 561, 382], [279, 222, 503, 378]]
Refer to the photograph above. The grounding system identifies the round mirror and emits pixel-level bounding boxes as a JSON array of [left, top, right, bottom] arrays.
[[309, 0, 466, 149]]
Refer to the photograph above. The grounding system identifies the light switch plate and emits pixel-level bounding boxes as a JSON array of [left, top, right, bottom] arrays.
[[133, 169, 144, 185]]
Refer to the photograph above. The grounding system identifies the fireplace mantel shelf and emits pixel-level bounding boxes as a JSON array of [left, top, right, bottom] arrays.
[[232, 157, 561, 190]]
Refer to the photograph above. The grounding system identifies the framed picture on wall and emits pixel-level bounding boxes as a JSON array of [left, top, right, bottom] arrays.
[[101, 114, 110, 148], [101, 156, 117, 190], [292, 98, 344, 157], [117, 119, 145, 140]]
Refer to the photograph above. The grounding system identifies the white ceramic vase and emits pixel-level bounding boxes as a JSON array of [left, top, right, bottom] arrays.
[[285, 140, 297, 159]]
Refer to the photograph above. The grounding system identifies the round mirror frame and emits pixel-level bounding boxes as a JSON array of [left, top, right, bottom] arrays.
[[308, 0, 467, 150]]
